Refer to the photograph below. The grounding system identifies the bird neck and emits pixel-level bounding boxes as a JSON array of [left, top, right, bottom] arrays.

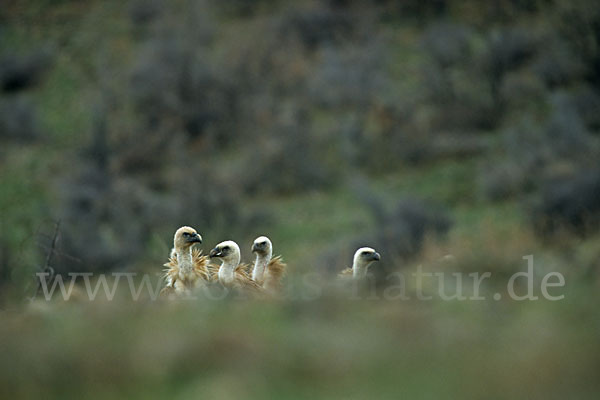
[[352, 261, 370, 279], [252, 250, 272, 282], [176, 247, 194, 273], [218, 255, 240, 284]]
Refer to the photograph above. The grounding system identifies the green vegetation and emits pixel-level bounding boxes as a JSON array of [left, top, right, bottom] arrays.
[[1, 0, 600, 398], [1, 295, 599, 399]]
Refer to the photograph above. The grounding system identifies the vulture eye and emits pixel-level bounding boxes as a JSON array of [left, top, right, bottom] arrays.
[[223, 246, 230, 251], [183, 232, 190, 237]]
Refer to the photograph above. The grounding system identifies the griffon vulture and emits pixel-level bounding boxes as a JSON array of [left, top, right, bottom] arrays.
[[251, 236, 286, 293], [338, 247, 381, 279], [160, 226, 211, 297], [209, 240, 263, 294]]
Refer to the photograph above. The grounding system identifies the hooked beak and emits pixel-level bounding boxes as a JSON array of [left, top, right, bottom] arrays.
[[372, 252, 381, 261], [209, 247, 222, 258], [251, 243, 261, 253], [187, 233, 202, 244]]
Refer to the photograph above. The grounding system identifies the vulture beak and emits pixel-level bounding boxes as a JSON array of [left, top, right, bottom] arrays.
[[251, 243, 260, 253], [372, 252, 381, 261], [187, 233, 202, 244], [209, 247, 222, 258]]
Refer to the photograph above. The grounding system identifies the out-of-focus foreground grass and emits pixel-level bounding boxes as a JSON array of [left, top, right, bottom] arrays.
[[1, 287, 599, 400]]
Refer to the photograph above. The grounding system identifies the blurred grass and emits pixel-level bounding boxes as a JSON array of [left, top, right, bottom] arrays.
[[375, 159, 480, 205], [1, 292, 598, 400], [0, 150, 50, 292], [259, 188, 372, 268]]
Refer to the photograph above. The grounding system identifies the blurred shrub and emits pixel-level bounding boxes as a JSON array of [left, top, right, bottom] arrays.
[[128, 0, 164, 26], [376, 0, 447, 22], [306, 24, 394, 171], [309, 41, 386, 109], [56, 107, 138, 272], [499, 70, 546, 116], [569, 87, 600, 132], [421, 22, 470, 70], [532, 38, 583, 89], [480, 161, 531, 201], [58, 165, 136, 273], [544, 93, 596, 160], [242, 110, 336, 195], [479, 27, 536, 110], [369, 196, 452, 262], [212, 0, 281, 17], [481, 91, 600, 202], [419, 22, 505, 132], [447, 0, 551, 27], [128, 5, 244, 147], [0, 97, 41, 143], [0, 49, 52, 93], [554, 0, 600, 88], [420, 22, 471, 107], [532, 169, 600, 237], [277, 6, 354, 50], [130, 33, 238, 145]]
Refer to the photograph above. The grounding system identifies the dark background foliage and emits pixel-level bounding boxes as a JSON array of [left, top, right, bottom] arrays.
[[2, 0, 600, 289]]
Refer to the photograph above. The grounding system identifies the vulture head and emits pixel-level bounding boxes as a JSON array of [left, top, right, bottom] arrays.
[[209, 240, 241, 265], [354, 247, 381, 269], [251, 236, 273, 258], [174, 226, 202, 250]]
